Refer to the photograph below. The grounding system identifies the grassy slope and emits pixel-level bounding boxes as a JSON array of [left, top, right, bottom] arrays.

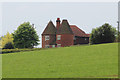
[[2, 43, 118, 78]]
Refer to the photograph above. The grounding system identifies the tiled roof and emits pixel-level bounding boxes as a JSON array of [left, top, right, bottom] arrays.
[[57, 20, 73, 34], [86, 34, 90, 37], [70, 25, 90, 37], [42, 19, 90, 38], [42, 21, 56, 35]]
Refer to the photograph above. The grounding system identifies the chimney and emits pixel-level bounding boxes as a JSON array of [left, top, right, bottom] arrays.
[[56, 18, 61, 30]]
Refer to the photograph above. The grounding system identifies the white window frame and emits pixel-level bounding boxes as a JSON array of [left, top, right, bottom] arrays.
[[52, 45, 55, 48], [57, 44, 61, 47], [74, 36, 76, 40], [57, 35, 61, 40], [45, 45, 49, 48], [45, 35, 50, 41]]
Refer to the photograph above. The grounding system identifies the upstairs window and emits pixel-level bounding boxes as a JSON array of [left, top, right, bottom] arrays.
[[45, 35, 50, 41], [57, 35, 61, 40]]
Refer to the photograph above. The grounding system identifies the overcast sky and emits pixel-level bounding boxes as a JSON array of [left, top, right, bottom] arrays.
[[2, 2, 118, 47]]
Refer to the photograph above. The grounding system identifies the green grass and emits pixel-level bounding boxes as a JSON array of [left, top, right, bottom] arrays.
[[2, 43, 118, 78]]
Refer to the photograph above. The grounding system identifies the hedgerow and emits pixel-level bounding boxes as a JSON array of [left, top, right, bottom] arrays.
[[1, 48, 42, 54]]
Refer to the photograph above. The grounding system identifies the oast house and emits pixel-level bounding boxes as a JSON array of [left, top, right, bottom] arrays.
[[42, 18, 90, 48]]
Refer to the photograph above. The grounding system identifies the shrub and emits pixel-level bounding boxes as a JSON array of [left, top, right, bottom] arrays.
[[3, 42, 15, 49], [1, 48, 42, 54], [0, 32, 14, 48], [115, 32, 120, 42]]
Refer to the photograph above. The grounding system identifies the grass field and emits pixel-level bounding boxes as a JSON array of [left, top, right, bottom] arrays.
[[2, 43, 118, 78]]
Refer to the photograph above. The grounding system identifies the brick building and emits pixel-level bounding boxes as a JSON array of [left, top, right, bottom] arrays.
[[42, 18, 90, 48]]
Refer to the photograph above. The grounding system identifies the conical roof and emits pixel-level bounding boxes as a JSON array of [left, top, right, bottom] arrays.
[[42, 21, 56, 35], [57, 20, 73, 34]]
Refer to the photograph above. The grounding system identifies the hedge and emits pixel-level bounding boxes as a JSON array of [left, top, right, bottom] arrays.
[[1, 48, 42, 54]]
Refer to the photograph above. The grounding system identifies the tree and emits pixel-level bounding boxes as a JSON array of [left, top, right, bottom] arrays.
[[90, 23, 117, 44], [0, 32, 14, 49], [12, 22, 39, 48]]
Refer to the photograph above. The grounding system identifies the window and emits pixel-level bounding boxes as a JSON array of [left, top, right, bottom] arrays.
[[57, 35, 61, 40], [52, 45, 55, 48], [57, 44, 61, 47], [74, 36, 76, 40], [85, 38, 87, 41], [45, 35, 50, 41], [45, 45, 49, 48]]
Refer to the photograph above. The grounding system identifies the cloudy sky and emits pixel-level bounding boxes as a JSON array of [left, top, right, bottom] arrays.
[[2, 2, 118, 47]]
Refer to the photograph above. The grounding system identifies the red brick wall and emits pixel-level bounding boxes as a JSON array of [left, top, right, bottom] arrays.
[[74, 37, 89, 45], [56, 34, 74, 47], [42, 34, 56, 48]]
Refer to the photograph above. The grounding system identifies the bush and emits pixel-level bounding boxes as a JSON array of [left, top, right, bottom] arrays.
[[3, 42, 15, 49], [1, 48, 42, 54], [90, 23, 117, 44], [0, 32, 14, 49], [115, 32, 120, 42]]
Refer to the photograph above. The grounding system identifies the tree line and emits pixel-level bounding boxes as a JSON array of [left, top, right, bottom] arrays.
[[0, 22, 39, 49], [0, 22, 119, 49]]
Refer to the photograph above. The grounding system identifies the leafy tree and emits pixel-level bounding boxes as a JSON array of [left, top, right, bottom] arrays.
[[12, 22, 39, 48], [0, 32, 14, 49], [90, 23, 117, 44]]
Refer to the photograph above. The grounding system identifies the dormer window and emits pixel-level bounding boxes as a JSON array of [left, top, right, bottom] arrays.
[[57, 35, 61, 40], [45, 35, 50, 41]]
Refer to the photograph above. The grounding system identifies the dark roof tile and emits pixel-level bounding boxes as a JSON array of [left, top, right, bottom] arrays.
[[42, 21, 56, 35], [57, 20, 73, 34], [70, 25, 90, 37]]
